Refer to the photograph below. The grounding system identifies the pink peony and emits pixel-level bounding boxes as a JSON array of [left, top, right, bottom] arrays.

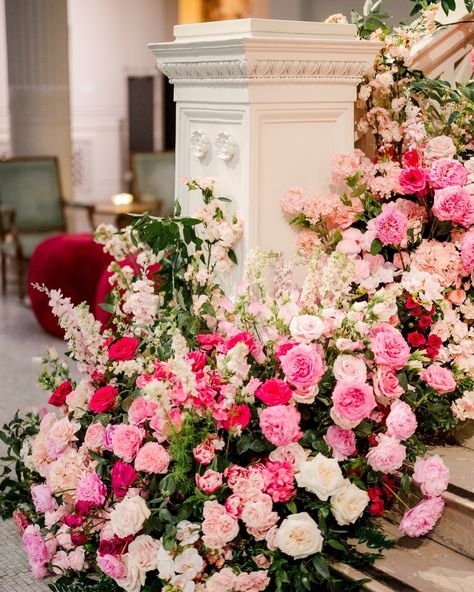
[[399, 167, 428, 194], [134, 442, 170, 474], [331, 381, 376, 428], [262, 461, 295, 503], [259, 405, 302, 447], [370, 325, 410, 370], [420, 364, 457, 393], [373, 366, 404, 400], [255, 378, 293, 406], [323, 425, 357, 461], [31, 484, 58, 514], [429, 158, 468, 189], [111, 461, 138, 498], [385, 401, 417, 440], [432, 186, 474, 227], [413, 455, 450, 497], [461, 230, 474, 271], [128, 397, 158, 426], [108, 337, 140, 361], [399, 496, 445, 537], [366, 434, 406, 473], [84, 422, 106, 452], [97, 553, 127, 580], [196, 469, 223, 493], [111, 424, 144, 462], [373, 206, 408, 245], [68, 547, 86, 571], [280, 343, 326, 390], [76, 472, 107, 508], [22, 524, 53, 577]]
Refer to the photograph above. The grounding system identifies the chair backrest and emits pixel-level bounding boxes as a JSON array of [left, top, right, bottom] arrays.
[[131, 151, 175, 217], [0, 157, 65, 231]]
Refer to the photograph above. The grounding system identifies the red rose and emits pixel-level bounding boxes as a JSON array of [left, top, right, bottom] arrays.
[[89, 385, 119, 413], [370, 500, 385, 516], [405, 295, 417, 310], [427, 334, 442, 349], [108, 337, 140, 361], [111, 461, 138, 498], [407, 332, 426, 347], [48, 381, 73, 406], [222, 404, 251, 431], [418, 316, 433, 330], [256, 378, 293, 406]]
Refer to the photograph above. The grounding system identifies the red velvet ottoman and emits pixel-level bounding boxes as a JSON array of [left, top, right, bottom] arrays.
[[28, 233, 112, 337]]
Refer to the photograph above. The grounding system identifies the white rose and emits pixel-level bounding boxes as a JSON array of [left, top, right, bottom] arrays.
[[110, 495, 151, 538], [295, 454, 344, 500], [330, 481, 369, 526], [174, 547, 204, 578], [275, 513, 323, 559], [290, 315, 326, 342], [157, 546, 175, 581], [127, 534, 160, 572], [332, 355, 367, 383], [117, 555, 146, 592]]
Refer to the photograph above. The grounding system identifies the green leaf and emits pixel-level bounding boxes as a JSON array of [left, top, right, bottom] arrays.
[[228, 249, 238, 265], [370, 238, 383, 255], [312, 554, 330, 580]]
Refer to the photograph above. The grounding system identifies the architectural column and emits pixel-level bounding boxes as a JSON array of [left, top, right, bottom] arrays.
[[150, 19, 381, 261], [0, 0, 10, 157], [5, 0, 73, 201]]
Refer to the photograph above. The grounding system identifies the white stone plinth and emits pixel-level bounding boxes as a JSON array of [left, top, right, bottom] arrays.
[[149, 18, 381, 259]]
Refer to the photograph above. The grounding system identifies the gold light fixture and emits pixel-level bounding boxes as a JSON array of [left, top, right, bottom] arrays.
[[111, 193, 134, 206]]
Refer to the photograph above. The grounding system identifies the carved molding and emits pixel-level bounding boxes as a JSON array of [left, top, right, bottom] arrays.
[[215, 132, 237, 161], [158, 58, 370, 85], [189, 129, 210, 158]]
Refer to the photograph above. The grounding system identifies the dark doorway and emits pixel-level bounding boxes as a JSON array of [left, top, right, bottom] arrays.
[[128, 76, 154, 153]]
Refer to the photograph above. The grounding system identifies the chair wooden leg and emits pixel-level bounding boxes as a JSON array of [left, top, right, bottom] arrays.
[[17, 255, 26, 300], [1, 252, 6, 295]]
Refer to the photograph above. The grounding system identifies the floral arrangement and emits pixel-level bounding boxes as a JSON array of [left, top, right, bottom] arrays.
[[1, 2, 473, 592]]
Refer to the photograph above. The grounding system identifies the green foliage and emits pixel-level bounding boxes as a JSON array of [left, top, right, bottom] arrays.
[[49, 573, 120, 592], [351, 0, 390, 39], [409, 0, 474, 16]]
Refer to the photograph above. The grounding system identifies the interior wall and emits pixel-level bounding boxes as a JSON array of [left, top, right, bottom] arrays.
[[67, 0, 177, 206], [0, 0, 10, 158]]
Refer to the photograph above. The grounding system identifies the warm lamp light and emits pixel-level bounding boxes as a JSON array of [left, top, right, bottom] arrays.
[[112, 193, 133, 206]]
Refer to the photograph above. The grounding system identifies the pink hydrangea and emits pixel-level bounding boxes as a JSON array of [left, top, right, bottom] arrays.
[[461, 230, 474, 271], [420, 364, 457, 394], [399, 496, 445, 537], [373, 206, 408, 245], [31, 484, 58, 514], [366, 434, 406, 473], [370, 325, 410, 370], [196, 469, 223, 494], [413, 455, 450, 497], [111, 424, 144, 462], [323, 425, 357, 461], [279, 343, 326, 390], [134, 442, 170, 474], [262, 461, 295, 503], [385, 401, 417, 440], [433, 186, 474, 227], [128, 397, 158, 426], [399, 167, 428, 194], [76, 472, 107, 508], [331, 381, 376, 428], [281, 186, 305, 216], [429, 158, 468, 189], [259, 405, 302, 447]]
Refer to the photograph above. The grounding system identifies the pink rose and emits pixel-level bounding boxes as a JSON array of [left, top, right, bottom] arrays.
[[373, 365, 404, 400], [429, 158, 468, 189], [206, 567, 237, 592], [461, 230, 474, 271], [108, 337, 140, 361], [259, 405, 302, 447], [68, 547, 86, 571], [76, 472, 107, 508], [89, 385, 119, 413], [13, 511, 29, 534], [47, 417, 80, 458], [202, 500, 239, 549], [366, 434, 406, 473], [399, 167, 428, 194], [128, 397, 158, 426], [31, 484, 58, 514], [332, 354, 367, 383], [127, 534, 160, 571], [323, 425, 357, 461], [331, 381, 376, 428], [413, 455, 449, 497], [84, 422, 106, 452], [241, 493, 273, 527], [420, 364, 456, 393], [280, 343, 326, 390], [373, 206, 408, 245], [399, 496, 445, 537], [256, 378, 293, 406], [196, 469, 223, 493], [135, 442, 170, 474], [111, 461, 137, 498], [111, 424, 144, 462], [433, 186, 474, 227], [370, 325, 410, 370], [289, 314, 326, 341], [268, 443, 308, 469], [97, 553, 127, 580], [385, 401, 417, 440], [235, 571, 270, 592], [425, 135, 456, 160]]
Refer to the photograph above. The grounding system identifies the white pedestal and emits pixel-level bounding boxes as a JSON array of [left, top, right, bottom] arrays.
[[149, 19, 381, 258]]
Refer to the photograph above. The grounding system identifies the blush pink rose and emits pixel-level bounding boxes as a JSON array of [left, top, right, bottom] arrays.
[[429, 158, 468, 189], [333, 354, 367, 383], [134, 442, 170, 474], [84, 422, 106, 452], [373, 366, 404, 400], [331, 381, 376, 428], [206, 567, 237, 592], [419, 364, 456, 393], [373, 206, 408, 245], [370, 325, 410, 370], [256, 378, 293, 406], [202, 500, 240, 549], [31, 484, 58, 514], [280, 343, 326, 390], [323, 425, 357, 461], [385, 401, 417, 440], [461, 230, 474, 271], [399, 496, 445, 537], [241, 492, 273, 527], [128, 397, 158, 426], [76, 472, 107, 507], [111, 424, 144, 462], [399, 167, 428, 194], [413, 455, 450, 497], [366, 434, 406, 473], [259, 405, 302, 447], [235, 571, 271, 592], [196, 469, 223, 494], [97, 553, 127, 579], [425, 135, 456, 160], [432, 186, 474, 227]]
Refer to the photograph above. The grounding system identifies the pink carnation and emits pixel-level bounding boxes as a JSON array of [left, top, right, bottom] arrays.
[[128, 397, 158, 426], [399, 167, 428, 194], [262, 461, 295, 503], [31, 484, 58, 514], [281, 186, 305, 216], [76, 472, 107, 508], [413, 455, 450, 497], [366, 434, 406, 473], [196, 469, 223, 494], [259, 405, 302, 447], [134, 442, 170, 474], [331, 381, 376, 428], [279, 343, 326, 390], [429, 158, 468, 189], [433, 186, 474, 227], [420, 364, 456, 394], [373, 206, 408, 245], [399, 496, 444, 537], [461, 230, 474, 271], [323, 425, 357, 461], [370, 325, 410, 370], [385, 401, 417, 440], [111, 424, 144, 462]]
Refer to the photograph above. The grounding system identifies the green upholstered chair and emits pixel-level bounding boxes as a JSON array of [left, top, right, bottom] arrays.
[[130, 151, 176, 217], [0, 156, 91, 299]]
